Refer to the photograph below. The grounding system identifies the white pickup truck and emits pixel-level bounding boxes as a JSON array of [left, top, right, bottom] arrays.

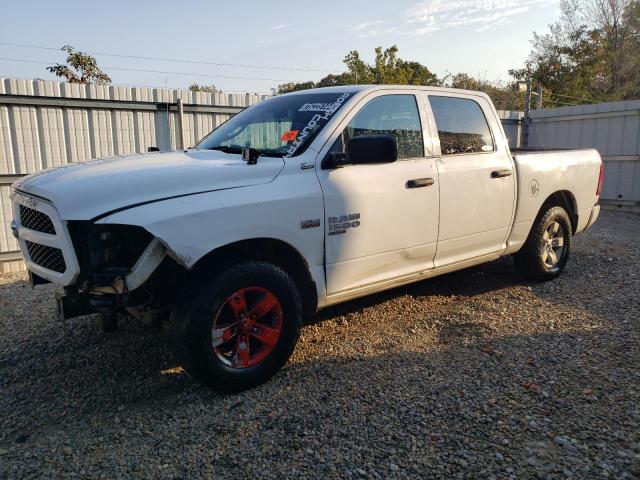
[[10, 85, 603, 391]]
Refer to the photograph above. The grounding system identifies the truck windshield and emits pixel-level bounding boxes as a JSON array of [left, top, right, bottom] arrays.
[[196, 92, 351, 158]]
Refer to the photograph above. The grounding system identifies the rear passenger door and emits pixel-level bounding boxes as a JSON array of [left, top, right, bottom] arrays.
[[424, 94, 515, 267]]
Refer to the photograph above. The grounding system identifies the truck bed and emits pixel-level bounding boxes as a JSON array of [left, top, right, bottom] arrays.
[[505, 148, 602, 254]]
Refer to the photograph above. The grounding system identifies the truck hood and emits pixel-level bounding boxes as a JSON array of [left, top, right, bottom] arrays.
[[13, 150, 285, 220]]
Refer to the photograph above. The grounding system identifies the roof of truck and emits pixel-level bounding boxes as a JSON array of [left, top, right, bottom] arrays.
[[282, 84, 492, 100]]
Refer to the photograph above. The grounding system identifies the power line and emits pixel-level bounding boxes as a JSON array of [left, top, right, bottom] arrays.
[[482, 86, 597, 104], [0, 57, 294, 82], [0, 41, 338, 73]]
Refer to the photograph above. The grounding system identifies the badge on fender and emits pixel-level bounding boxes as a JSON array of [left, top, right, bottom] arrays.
[[328, 213, 360, 235]]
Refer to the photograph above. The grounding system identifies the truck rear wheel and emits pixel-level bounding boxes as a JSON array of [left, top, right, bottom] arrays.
[[514, 205, 572, 281], [170, 261, 302, 391]]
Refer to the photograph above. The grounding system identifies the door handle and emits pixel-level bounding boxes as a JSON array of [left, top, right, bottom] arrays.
[[491, 169, 512, 178], [406, 178, 435, 189]]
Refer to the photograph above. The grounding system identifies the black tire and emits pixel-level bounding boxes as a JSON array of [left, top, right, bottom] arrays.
[[170, 261, 302, 392], [514, 205, 572, 281]]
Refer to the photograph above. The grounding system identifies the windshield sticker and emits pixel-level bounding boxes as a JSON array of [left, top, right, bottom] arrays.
[[281, 130, 299, 142], [299, 103, 341, 113], [284, 93, 351, 158]]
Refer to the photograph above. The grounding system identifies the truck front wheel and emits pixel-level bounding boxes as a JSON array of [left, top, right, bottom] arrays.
[[170, 261, 302, 391], [514, 205, 572, 281]]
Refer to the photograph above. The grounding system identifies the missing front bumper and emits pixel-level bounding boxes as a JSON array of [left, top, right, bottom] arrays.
[[55, 291, 94, 321]]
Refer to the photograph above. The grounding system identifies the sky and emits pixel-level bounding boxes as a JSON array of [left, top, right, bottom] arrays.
[[0, 0, 561, 94]]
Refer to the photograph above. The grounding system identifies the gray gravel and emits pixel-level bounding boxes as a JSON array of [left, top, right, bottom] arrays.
[[1, 210, 639, 479]]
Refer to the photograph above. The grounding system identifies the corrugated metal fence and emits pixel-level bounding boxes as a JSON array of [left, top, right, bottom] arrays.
[[1, 79, 639, 272], [497, 110, 523, 149], [527, 101, 640, 208], [0, 78, 268, 272]]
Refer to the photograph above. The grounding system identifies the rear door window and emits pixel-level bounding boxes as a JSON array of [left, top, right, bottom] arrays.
[[428, 96, 494, 155]]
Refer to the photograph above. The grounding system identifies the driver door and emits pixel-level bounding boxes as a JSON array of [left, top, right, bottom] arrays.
[[316, 92, 440, 297]]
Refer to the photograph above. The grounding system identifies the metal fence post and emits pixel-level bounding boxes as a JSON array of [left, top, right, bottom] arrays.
[[522, 79, 532, 148], [536, 84, 543, 110], [177, 98, 185, 150]]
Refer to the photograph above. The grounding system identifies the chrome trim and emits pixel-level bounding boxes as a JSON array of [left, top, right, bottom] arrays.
[[10, 192, 80, 286]]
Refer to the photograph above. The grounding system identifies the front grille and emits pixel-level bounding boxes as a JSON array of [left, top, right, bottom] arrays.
[[25, 241, 66, 273], [19, 205, 56, 234]]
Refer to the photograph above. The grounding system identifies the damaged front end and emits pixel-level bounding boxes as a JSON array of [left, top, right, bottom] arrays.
[[57, 222, 185, 323]]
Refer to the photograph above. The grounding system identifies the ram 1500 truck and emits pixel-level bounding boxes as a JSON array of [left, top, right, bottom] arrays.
[[10, 85, 603, 391]]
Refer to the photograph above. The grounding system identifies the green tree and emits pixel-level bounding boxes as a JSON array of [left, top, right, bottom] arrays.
[[46, 45, 111, 85], [189, 83, 218, 93], [315, 74, 352, 88], [372, 45, 402, 83], [343, 50, 374, 84], [511, 0, 640, 104], [449, 73, 522, 110], [449, 73, 481, 90], [275, 81, 317, 94], [399, 60, 440, 86], [272, 45, 525, 109], [275, 45, 440, 94], [621, 0, 640, 97]]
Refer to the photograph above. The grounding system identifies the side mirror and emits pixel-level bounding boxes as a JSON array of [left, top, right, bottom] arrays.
[[322, 152, 349, 169], [347, 135, 397, 165], [147, 146, 160, 152], [322, 135, 398, 169]]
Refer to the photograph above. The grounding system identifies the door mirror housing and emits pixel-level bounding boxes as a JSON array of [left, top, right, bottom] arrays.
[[322, 135, 398, 169], [322, 152, 349, 169], [347, 135, 398, 165]]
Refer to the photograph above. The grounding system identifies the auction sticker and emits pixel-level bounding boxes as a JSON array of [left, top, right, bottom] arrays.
[[281, 130, 299, 142]]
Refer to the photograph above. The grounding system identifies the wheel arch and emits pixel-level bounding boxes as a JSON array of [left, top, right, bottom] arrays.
[[539, 190, 578, 234], [189, 237, 318, 315]]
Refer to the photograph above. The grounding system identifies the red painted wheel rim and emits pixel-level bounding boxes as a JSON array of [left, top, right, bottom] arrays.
[[211, 286, 283, 369]]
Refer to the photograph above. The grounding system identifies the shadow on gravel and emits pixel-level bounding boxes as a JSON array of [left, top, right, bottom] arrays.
[[309, 258, 523, 327], [265, 336, 638, 479], [3, 321, 638, 478], [0, 302, 190, 443], [310, 234, 636, 331]]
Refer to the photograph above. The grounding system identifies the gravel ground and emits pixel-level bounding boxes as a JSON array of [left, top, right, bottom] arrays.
[[1, 210, 639, 479]]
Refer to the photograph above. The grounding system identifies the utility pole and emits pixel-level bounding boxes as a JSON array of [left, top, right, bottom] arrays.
[[536, 84, 543, 109], [522, 79, 532, 148]]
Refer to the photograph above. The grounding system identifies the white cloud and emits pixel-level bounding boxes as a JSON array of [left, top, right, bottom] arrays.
[[352, 20, 398, 38], [403, 0, 557, 35], [475, 14, 510, 32], [269, 23, 292, 31], [353, 20, 384, 31], [358, 29, 381, 38]]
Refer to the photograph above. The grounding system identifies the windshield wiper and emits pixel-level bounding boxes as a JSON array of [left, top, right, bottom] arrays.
[[257, 151, 284, 158], [208, 145, 283, 159], [208, 145, 243, 154]]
